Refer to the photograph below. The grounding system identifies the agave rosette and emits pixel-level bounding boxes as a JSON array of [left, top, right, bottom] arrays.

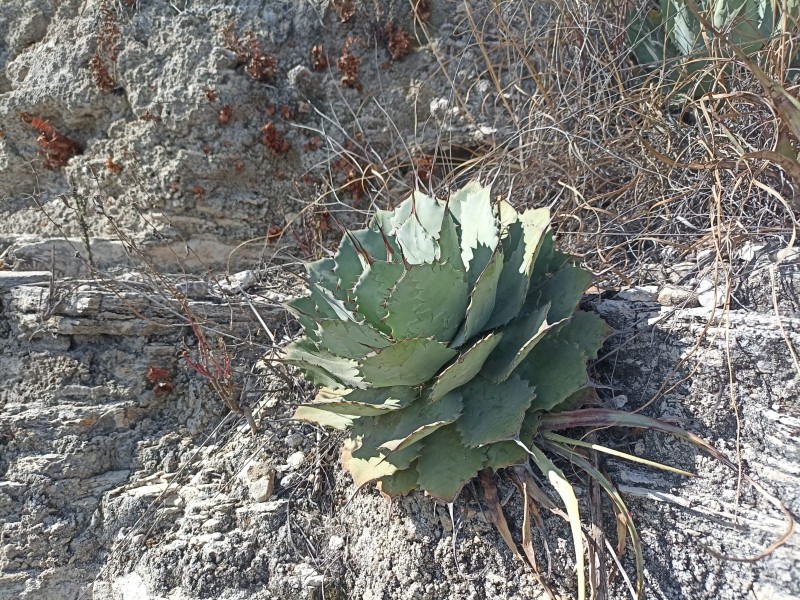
[[285, 181, 611, 503]]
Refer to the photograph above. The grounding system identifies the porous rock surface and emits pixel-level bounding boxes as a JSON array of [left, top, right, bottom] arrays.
[[0, 0, 508, 273], [0, 264, 798, 600]]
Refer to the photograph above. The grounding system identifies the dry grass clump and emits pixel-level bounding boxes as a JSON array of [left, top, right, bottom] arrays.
[[311, 0, 796, 292], [446, 0, 796, 289]]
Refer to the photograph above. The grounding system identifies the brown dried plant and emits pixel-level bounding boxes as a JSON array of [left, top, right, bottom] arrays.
[[261, 121, 290, 155], [21, 114, 81, 170], [222, 22, 278, 82], [91, 1, 120, 92], [332, 0, 356, 22], [385, 22, 412, 61], [311, 44, 329, 71], [337, 36, 363, 90], [218, 104, 233, 125]]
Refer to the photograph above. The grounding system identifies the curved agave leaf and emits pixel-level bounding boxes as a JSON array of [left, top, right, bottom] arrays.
[[447, 181, 500, 267], [555, 310, 613, 360], [351, 390, 461, 458], [529, 264, 592, 322], [481, 302, 566, 383], [294, 405, 355, 429], [384, 263, 469, 341], [377, 462, 419, 497], [484, 208, 550, 329], [358, 337, 457, 387], [306, 257, 337, 290], [284, 337, 364, 389], [391, 191, 446, 264], [451, 247, 504, 347], [428, 332, 504, 401], [332, 234, 365, 303], [342, 437, 420, 486], [313, 319, 392, 359], [484, 440, 528, 471], [308, 386, 418, 416], [352, 260, 405, 333], [437, 211, 464, 271], [524, 444, 587, 600], [663, 0, 704, 55], [456, 374, 536, 447], [415, 424, 488, 502], [514, 338, 589, 412]]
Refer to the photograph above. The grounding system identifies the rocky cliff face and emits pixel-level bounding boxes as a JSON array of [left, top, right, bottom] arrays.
[[1, 1, 799, 599], [0, 0, 495, 274]]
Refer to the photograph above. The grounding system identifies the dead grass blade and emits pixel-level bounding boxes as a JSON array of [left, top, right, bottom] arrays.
[[541, 408, 796, 562], [479, 469, 525, 564], [519, 442, 587, 600]]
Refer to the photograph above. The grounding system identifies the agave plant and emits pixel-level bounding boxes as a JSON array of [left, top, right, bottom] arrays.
[[627, 0, 800, 96], [286, 181, 607, 498], [284, 182, 792, 599]]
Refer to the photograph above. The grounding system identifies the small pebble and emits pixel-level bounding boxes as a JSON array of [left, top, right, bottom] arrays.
[[286, 451, 305, 471]]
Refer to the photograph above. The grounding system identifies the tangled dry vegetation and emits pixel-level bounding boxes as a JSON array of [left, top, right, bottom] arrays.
[[304, 0, 798, 296]]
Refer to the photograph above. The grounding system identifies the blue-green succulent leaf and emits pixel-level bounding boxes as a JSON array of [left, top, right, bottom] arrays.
[[415, 424, 488, 502], [358, 338, 458, 387], [391, 191, 446, 264], [481, 303, 569, 383], [451, 248, 504, 347], [447, 181, 500, 267], [353, 260, 405, 332], [456, 374, 535, 447], [352, 390, 462, 455], [306, 257, 338, 290], [515, 339, 589, 412], [308, 386, 418, 416], [332, 235, 365, 303], [294, 405, 355, 429], [529, 265, 592, 322], [438, 212, 464, 271], [555, 310, 613, 361], [485, 207, 550, 328], [384, 263, 469, 341], [378, 463, 419, 496], [428, 332, 504, 401], [342, 436, 420, 486], [313, 319, 392, 359], [284, 337, 364, 389], [484, 441, 528, 471]]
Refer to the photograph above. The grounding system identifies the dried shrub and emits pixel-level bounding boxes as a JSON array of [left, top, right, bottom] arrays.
[[303, 135, 322, 152], [337, 36, 363, 90], [332, 0, 356, 22], [218, 104, 233, 124], [412, 153, 434, 185], [412, 0, 431, 22], [105, 157, 123, 174], [310, 44, 329, 71], [261, 121, 290, 155], [90, 54, 116, 93], [21, 114, 81, 170], [385, 22, 412, 61], [223, 21, 278, 81], [204, 88, 218, 102], [331, 136, 369, 200], [139, 109, 161, 121], [91, 1, 120, 92]]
